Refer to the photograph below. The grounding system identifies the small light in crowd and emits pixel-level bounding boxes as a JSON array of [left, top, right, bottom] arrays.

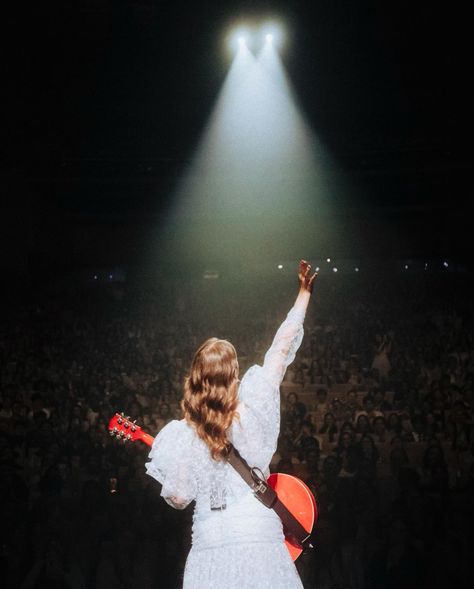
[[109, 274, 113, 280], [354, 267, 359, 272], [332, 267, 338, 273], [443, 261, 449, 268], [93, 275, 98, 280], [404, 265, 409, 270], [326, 258, 331, 263], [424, 263, 428, 270], [277, 264, 283, 269], [315, 266, 320, 272]]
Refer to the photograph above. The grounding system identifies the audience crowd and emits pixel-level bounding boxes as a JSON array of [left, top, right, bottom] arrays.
[[1, 271, 473, 588]]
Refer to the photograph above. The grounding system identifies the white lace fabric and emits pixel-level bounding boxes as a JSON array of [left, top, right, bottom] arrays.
[[145, 306, 305, 588]]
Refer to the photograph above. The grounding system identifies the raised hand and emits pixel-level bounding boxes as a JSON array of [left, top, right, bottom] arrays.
[[298, 260, 318, 293]]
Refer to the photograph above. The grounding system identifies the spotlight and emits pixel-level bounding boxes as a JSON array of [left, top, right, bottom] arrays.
[[277, 264, 283, 269], [326, 258, 331, 263], [332, 267, 338, 273], [354, 267, 359, 272], [443, 261, 449, 268], [228, 27, 251, 53], [315, 267, 320, 272], [261, 22, 285, 48]]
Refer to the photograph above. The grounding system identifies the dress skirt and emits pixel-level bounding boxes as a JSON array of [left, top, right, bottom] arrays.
[[183, 541, 304, 589], [183, 493, 304, 589]]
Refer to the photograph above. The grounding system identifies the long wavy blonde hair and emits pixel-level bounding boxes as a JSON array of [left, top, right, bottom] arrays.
[[181, 337, 239, 460]]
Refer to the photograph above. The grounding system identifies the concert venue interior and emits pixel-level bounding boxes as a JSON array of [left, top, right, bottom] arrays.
[[1, 2, 472, 588]]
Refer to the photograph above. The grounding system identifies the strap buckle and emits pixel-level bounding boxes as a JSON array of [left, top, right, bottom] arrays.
[[250, 467, 278, 509], [250, 467, 267, 494]]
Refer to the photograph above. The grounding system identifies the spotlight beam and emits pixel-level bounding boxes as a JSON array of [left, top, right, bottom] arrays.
[[155, 21, 345, 267]]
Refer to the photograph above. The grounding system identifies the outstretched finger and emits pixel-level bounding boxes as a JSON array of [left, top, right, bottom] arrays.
[[306, 270, 318, 293], [299, 259, 310, 276]]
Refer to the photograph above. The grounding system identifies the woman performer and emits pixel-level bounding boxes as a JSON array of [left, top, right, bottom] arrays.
[[146, 260, 317, 588]]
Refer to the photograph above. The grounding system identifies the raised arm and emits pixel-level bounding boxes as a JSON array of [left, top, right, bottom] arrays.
[[233, 261, 317, 468], [262, 260, 317, 385]]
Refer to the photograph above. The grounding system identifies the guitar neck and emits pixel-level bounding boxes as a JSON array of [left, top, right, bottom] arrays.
[[140, 431, 155, 447], [108, 413, 158, 446]]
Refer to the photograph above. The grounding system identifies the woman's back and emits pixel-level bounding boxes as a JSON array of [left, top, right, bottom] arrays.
[[145, 261, 317, 588]]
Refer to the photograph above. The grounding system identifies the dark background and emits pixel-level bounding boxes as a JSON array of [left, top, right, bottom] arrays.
[[1, 0, 472, 281], [1, 6, 474, 587]]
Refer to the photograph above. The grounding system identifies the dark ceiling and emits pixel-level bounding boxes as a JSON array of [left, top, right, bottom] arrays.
[[1, 0, 472, 273]]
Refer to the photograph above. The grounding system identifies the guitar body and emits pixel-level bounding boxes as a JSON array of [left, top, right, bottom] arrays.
[[109, 413, 317, 561], [268, 473, 317, 561]]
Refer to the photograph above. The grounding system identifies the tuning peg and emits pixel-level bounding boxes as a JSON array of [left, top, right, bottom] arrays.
[[126, 434, 132, 440], [131, 425, 136, 432], [117, 417, 123, 425]]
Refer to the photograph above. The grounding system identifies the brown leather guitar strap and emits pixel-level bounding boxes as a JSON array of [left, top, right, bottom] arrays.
[[227, 445, 313, 550]]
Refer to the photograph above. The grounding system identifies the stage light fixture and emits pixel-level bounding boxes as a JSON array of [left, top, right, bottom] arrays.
[[261, 21, 285, 49], [227, 20, 285, 55], [227, 26, 251, 53]]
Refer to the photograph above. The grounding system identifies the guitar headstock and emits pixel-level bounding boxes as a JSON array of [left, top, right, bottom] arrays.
[[108, 412, 142, 443]]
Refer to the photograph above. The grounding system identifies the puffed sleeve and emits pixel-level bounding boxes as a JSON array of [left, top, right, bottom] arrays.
[[145, 419, 197, 510], [230, 306, 306, 471]]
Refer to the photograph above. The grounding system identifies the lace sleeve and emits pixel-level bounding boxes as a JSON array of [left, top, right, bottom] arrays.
[[262, 306, 305, 386], [231, 306, 306, 470], [145, 420, 197, 510]]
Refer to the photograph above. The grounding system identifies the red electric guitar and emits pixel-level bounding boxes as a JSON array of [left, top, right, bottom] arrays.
[[109, 413, 317, 561]]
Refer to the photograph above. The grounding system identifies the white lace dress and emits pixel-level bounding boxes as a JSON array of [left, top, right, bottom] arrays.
[[145, 306, 306, 589]]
